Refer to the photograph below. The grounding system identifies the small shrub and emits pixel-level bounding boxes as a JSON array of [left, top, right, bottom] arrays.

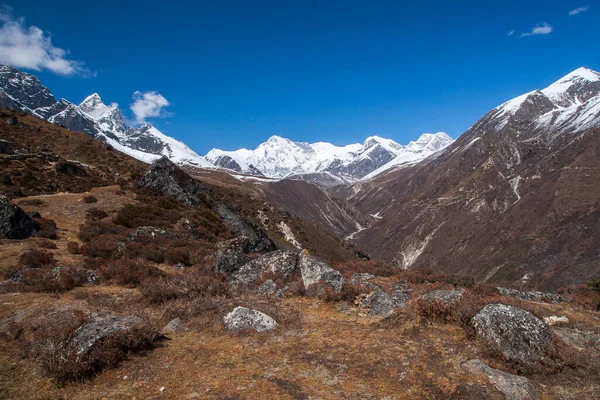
[[78, 221, 124, 242], [19, 249, 55, 268], [18, 198, 45, 206], [414, 298, 456, 324], [67, 241, 81, 255], [98, 258, 164, 287], [81, 235, 126, 259], [82, 194, 98, 203], [34, 217, 58, 239], [165, 247, 190, 266], [85, 207, 108, 221], [37, 239, 57, 249]]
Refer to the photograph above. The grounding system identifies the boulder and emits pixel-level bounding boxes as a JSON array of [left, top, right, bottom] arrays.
[[127, 226, 179, 242], [462, 359, 536, 400], [163, 318, 188, 333], [0, 196, 40, 239], [298, 250, 344, 293], [390, 282, 413, 306], [350, 273, 379, 290], [214, 237, 252, 274], [223, 307, 277, 332], [543, 315, 569, 326], [472, 304, 550, 367], [360, 290, 395, 316], [496, 287, 563, 304], [5, 116, 17, 125], [55, 161, 87, 176], [227, 250, 298, 288], [68, 311, 144, 355], [421, 289, 464, 304], [0, 139, 13, 154], [139, 157, 210, 206], [257, 279, 277, 296], [553, 328, 600, 351]]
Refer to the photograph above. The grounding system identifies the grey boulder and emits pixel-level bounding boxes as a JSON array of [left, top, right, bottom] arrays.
[[360, 290, 395, 316], [462, 359, 536, 400], [0, 196, 39, 239], [421, 289, 464, 304], [472, 304, 550, 367], [223, 307, 277, 332], [227, 250, 298, 288], [298, 250, 344, 293]]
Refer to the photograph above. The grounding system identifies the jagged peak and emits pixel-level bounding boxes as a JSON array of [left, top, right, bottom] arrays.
[[550, 67, 600, 85]]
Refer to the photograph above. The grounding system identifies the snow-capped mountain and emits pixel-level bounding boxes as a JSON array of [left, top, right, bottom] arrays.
[[206, 132, 453, 181], [0, 64, 214, 167]]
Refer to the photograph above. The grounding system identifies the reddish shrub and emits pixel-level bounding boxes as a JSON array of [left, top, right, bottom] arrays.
[[19, 249, 55, 268], [97, 258, 164, 287], [81, 194, 98, 203], [85, 207, 108, 221], [81, 234, 126, 259], [415, 298, 456, 324], [67, 241, 81, 255], [78, 221, 124, 242], [34, 217, 58, 240], [37, 239, 57, 249], [165, 247, 190, 266]]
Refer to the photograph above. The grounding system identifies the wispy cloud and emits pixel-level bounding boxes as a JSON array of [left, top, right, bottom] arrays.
[[130, 91, 171, 123], [569, 6, 589, 15], [520, 22, 553, 38], [0, 6, 90, 76], [507, 29, 515, 36]]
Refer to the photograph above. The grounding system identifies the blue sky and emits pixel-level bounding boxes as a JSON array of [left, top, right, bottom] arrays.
[[2, 1, 599, 153]]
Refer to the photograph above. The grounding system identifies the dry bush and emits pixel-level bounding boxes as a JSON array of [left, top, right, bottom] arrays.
[[414, 298, 456, 324], [81, 194, 98, 203], [18, 198, 45, 206], [37, 239, 57, 249], [77, 221, 124, 242], [19, 249, 56, 268], [4, 267, 94, 294], [306, 282, 371, 303], [32, 319, 159, 385], [67, 241, 81, 255], [34, 217, 58, 239], [165, 247, 190, 266], [162, 297, 223, 328], [85, 207, 108, 221], [140, 267, 228, 304], [336, 259, 398, 278], [81, 234, 126, 259], [97, 258, 164, 287], [123, 241, 165, 263], [563, 284, 600, 311], [396, 269, 475, 287]]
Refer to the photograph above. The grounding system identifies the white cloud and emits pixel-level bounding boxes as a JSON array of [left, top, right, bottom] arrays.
[[0, 6, 89, 76], [569, 6, 589, 15], [130, 91, 171, 123], [520, 22, 553, 38], [507, 29, 515, 36]]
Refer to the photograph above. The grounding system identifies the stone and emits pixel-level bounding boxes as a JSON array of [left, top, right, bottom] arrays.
[[298, 250, 344, 293], [227, 250, 298, 288], [462, 359, 536, 400], [543, 315, 569, 326], [223, 307, 277, 332], [360, 290, 395, 316], [0, 196, 39, 239], [349, 273, 379, 290], [553, 327, 600, 350], [212, 202, 275, 254], [127, 226, 179, 242], [0, 139, 13, 154], [257, 279, 277, 296], [496, 287, 564, 304], [163, 318, 188, 333], [214, 237, 252, 274], [139, 157, 210, 206], [5, 116, 17, 125], [421, 289, 464, 304], [472, 304, 550, 367], [55, 161, 88, 176], [68, 312, 144, 355]]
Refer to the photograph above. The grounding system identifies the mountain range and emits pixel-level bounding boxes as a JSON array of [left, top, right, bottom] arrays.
[[0, 64, 453, 184]]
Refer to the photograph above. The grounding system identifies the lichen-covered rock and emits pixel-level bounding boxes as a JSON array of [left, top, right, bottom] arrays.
[[298, 250, 344, 293], [472, 304, 550, 367], [0, 196, 39, 239], [553, 327, 600, 350], [421, 289, 464, 304], [127, 226, 179, 242], [227, 250, 298, 288], [462, 359, 536, 400], [223, 307, 277, 332], [390, 282, 412, 306], [350, 273, 379, 290], [497, 287, 564, 304], [139, 157, 210, 206], [360, 290, 395, 316], [214, 237, 252, 274], [163, 318, 188, 333], [68, 312, 144, 355], [257, 279, 277, 296]]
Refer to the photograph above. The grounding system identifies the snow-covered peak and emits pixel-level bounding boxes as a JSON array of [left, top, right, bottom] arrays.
[[363, 136, 404, 152], [406, 132, 453, 153], [79, 93, 115, 120]]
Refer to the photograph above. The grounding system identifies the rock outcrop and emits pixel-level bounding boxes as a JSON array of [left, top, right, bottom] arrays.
[[298, 250, 344, 293], [553, 327, 600, 351], [462, 359, 536, 400], [496, 287, 564, 304], [214, 237, 253, 274], [227, 250, 298, 288], [0, 196, 39, 239], [223, 307, 278, 332], [360, 290, 395, 316], [68, 312, 145, 355], [472, 304, 550, 367], [421, 289, 464, 304]]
